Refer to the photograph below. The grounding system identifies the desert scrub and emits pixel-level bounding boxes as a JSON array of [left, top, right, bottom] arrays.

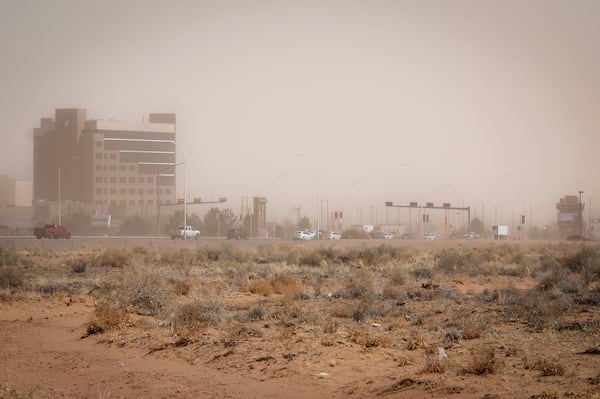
[[172, 297, 229, 340], [0, 248, 33, 267], [506, 287, 573, 330], [345, 268, 376, 299], [97, 248, 133, 268], [114, 265, 173, 316], [460, 346, 500, 375], [0, 265, 25, 288], [84, 301, 130, 336], [524, 356, 567, 376], [562, 245, 600, 286]]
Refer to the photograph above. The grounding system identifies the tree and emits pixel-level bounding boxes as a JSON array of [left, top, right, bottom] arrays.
[[298, 216, 312, 230], [164, 211, 203, 235], [61, 209, 92, 235], [119, 214, 154, 236], [203, 208, 239, 237], [470, 217, 485, 235]]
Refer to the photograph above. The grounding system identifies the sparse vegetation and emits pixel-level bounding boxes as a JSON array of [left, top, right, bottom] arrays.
[[0, 241, 598, 398]]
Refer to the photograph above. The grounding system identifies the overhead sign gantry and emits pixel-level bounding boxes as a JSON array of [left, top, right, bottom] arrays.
[[385, 201, 471, 236]]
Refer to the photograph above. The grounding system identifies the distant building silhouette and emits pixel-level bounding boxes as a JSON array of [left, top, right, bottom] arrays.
[[33, 108, 176, 219], [556, 195, 585, 237]]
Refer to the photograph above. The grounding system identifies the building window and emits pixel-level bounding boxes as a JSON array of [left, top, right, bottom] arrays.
[[103, 165, 107, 171], [95, 176, 102, 183], [138, 177, 144, 183], [138, 200, 144, 205], [119, 177, 126, 183], [110, 189, 116, 195], [104, 189, 108, 194], [104, 177, 107, 183], [129, 200, 135, 205], [120, 200, 126, 206], [165, 189, 172, 195], [96, 200, 103, 206], [110, 177, 116, 183], [95, 165, 102, 171], [110, 165, 117, 171], [129, 189, 135, 195], [119, 165, 126, 171], [119, 189, 126, 195], [148, 200, 154, 205], [147, 177, 154, 183], [137, 189, 144, 195], [129, 165, 135, 171], [110, 200, 117, 205], [109, 153, 117, 160], [95, 188, 102, 195], [95, 141, 103, 148], [103, 154, 107, 159], [147, 189, 154, 195], [95, 153, 102, 159], [129, 177, 135, 183]]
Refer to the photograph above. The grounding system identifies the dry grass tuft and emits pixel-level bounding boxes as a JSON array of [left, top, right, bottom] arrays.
[[84, 301, 129, 336], [461, 346, 500, 375], [348, 327, 391, 348], [524, 356, 567, 376]]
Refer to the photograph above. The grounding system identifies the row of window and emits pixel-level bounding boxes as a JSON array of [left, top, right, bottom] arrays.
[[94, 188, 172, 195], [96, 199, 157, 206], [95, 152, 118, 160], [95, 176, 156, 184]]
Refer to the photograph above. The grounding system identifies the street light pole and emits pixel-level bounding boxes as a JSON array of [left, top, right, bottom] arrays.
[[579, 190, 584, 240], [174, 142, 187, 240]]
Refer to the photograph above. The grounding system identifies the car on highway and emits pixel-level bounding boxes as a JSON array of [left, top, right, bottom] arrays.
[[34, 224, 71, 239], [170, 226, 201, 240], [321, 231, 341, 240], [227, 228, 248, 240], [464, 231, 480, 239], [292, 230, 315, 240], [423, 232, 436, 240], [371, 231, 393, 239]]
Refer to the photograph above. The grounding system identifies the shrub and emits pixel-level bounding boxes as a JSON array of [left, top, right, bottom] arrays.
[[84, 301, 129, 336], [461, 347, 500, 375], [173, 298, 227, 343], [345, 269, 376, 299], [98, 248, 132, 268], [0, 267, 24, 290], [524, 356, 566, 376]]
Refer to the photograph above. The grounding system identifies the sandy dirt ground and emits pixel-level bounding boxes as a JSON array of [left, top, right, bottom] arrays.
[[1, 241, 599, 398]]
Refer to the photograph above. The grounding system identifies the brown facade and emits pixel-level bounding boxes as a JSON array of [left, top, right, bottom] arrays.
[[0, 175, 16, 206], [33, 109, 177, 219]]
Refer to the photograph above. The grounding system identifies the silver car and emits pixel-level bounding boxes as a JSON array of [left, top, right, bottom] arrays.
[[292, 230, 315, 240]]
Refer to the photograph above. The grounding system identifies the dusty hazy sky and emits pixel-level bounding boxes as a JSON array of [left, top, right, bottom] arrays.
[[1, 0, 598, 228]]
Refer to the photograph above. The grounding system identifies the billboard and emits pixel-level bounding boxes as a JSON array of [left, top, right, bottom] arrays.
[[557, 213, 577, 225]]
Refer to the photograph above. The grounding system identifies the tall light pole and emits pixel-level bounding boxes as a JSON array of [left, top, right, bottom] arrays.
[[579, 190, 584, 239], [174, 142, 187, 240], [58, 167, 61, 226], [297, 154, 319, 238], [272, 173, 290, 238]]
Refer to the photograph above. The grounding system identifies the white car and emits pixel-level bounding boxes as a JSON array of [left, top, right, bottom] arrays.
[[292, 230, 315, 240], [423, 233, 436, 241], [321, 231, 341, 240], [464, 232, 480, 239], [170, 226, 201, 240], [372, 231, 393, 239]]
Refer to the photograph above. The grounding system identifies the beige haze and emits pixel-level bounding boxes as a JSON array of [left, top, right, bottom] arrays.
[[0, 0, 598, 227]]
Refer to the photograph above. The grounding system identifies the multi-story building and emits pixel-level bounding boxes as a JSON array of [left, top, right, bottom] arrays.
[[33, 108, 177, 219], [556, 195, 585, 237], [0, 175, 16, 206]]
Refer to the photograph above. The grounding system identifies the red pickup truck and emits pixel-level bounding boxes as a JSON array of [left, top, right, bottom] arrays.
[[34, 224, 71, 239]]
